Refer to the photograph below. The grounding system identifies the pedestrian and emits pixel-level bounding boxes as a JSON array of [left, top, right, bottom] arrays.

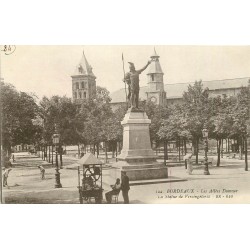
[[2, 168, 12, 188], [12, 154, 15, 162], [184, 153, 193, 175], [38, 165, 45, 179], [121, 171, 130, 204], [105, 178, 121, 203]]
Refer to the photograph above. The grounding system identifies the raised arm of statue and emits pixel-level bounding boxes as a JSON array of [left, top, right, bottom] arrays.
[[137, 60, 151, 74]]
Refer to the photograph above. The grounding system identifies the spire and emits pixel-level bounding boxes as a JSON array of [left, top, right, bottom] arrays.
[[151, 47, 160, 59], [73, 50, 96, 77], [147, 47, 163, 75]]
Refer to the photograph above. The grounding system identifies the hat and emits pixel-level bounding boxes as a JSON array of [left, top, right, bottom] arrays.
[[128, 62, 135, 67]]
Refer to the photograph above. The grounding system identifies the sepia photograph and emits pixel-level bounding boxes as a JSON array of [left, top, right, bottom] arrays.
[[2, 1, 250, 250], [1, 45, 250, 204]]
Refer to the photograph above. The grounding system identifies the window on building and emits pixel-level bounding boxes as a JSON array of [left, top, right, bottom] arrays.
[[84, 92, 87, 98], [74, 92, 77, 99], [81, 82, 84, 89], [84, 82, 88, 89], [151, 75, 154, 81], [76, 82, 79, 89], [79, 92, 82, 99]]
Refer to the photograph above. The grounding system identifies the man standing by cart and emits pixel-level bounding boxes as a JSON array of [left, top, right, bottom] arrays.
[[121, 171, 130, 204]]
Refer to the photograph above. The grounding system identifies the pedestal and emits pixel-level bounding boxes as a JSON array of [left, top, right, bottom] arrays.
[[112, 109, 168, 181]]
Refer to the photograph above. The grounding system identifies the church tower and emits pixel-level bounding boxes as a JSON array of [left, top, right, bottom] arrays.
[[71, 50, 96, 102], [146, 48, 166, 106]]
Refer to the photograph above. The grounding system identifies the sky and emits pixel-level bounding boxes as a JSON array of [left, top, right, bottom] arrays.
[[1, 45, 250, 99]]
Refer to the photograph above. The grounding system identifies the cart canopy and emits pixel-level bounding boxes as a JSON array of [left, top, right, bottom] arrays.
[[78, 153, 102, 165]]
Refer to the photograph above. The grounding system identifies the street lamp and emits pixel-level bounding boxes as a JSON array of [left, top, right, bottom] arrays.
[[202, 128, 210, 175], [52, 125, 62, 188]]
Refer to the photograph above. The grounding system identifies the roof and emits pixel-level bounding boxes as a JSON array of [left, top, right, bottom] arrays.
[[110, 77, 250, 103], [78, 153, 102, 165], [72, 50, 96, 78], [147, 48, 163, 74]]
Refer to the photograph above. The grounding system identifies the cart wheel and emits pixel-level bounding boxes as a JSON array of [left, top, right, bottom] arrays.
[[79, 196, 83, 204], [95, 196, 102, 204]]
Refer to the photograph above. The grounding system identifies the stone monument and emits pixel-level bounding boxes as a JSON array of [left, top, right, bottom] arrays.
[[112, 59, 168, 181]]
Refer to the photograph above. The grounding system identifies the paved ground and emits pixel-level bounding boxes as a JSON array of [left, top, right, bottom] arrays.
[[2, 152, 250, 204]]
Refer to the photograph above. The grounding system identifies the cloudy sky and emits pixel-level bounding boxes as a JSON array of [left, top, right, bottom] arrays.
[[2, 45, 250, 99]]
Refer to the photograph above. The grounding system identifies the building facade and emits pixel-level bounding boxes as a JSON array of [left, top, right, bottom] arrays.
[[71, 51, 96, 102]]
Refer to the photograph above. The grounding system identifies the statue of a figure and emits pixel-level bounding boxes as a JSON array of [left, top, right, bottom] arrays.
[[124, 60, 151, 109]]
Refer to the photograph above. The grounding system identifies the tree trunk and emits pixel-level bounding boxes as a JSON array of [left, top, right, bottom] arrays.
[[184, 139, 187, 155], [97, 143, 99, 158], [181, 139, 184, 155], [60, 145, 63, 167], [166, 140, 168, 160], [239, 137, 243, 160], [221, 139, 223, 158], [105, 142, 108, 163], [48, 145, 51, 163], [115, 142, 118, 162], [42, 147, 44, 160], [78, 144, 80, 158], [117, 141, 120, 154], [164, 140, 168, 165], [112, 143, 115, 158], [196, 138, 199, 165], [52, 145, 54, 164], [178, 139, 181, 162], [217, 139, 221, 167], [245, 137, 248, 171]]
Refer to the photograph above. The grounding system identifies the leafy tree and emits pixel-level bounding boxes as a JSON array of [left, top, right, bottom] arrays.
[[182, 80, 210, 164], [39, 95, 80, 146], [208, 95, 236, 166], [158, 104, 191, 161], [76, 86, 113, 156], [1, 82, 41, 155]]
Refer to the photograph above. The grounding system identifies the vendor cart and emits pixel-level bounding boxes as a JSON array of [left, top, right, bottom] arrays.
[[77, 153, 103, 204]]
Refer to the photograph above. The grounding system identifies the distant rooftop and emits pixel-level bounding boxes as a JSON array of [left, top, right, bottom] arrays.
[[110, 77, 250, 103]]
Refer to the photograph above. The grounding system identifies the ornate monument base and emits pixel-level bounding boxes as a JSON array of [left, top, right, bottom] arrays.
[[111, 109, 168, 181]]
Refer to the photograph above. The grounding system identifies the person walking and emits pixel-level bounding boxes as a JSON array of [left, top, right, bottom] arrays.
[[121, 171, 130, 204], [38, 165, 45, 179], [2, 168, 12, 188]]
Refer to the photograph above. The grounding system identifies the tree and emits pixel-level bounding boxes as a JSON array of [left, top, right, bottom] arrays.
[[231, 85, 250, 170], [1, 82, 41, 155], [158, 104, 191, 162], [76, 86, 113, 156], [39, 95, 80, 164], [208, 95, 236, 166], [40, 96, 80, 144], [182, 80, 210, 164]]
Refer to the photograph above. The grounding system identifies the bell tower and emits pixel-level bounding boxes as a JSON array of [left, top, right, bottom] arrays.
[[71, 50, 96, 102], [146, 48, 166, 106]]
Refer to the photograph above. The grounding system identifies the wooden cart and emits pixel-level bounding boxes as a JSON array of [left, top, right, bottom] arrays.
[[77, 153, 103, 204]]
